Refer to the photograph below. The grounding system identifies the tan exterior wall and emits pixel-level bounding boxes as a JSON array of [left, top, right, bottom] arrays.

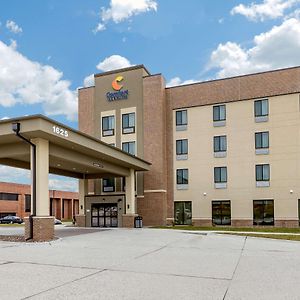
[[173, 93, 300, 224]]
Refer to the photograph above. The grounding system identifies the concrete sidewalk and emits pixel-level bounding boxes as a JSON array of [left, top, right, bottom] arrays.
[[0, 228, 300, 299]]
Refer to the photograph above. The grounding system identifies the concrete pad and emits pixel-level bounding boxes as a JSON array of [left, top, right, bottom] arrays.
[[28, 269, 229, 300], [0, 262, 100, 299]]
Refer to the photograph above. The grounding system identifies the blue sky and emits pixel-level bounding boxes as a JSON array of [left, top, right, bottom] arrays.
[[1, 0, 300, 190]]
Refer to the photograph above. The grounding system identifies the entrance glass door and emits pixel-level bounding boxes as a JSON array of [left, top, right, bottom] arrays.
[[174, 201, 192, 225], [91, 203, 118, 227]]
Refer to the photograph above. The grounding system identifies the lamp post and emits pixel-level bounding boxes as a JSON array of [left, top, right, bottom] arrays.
[[12, 122, 36, 240]]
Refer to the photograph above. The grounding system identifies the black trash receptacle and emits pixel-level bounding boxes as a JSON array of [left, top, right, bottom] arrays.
[[134, 216, 143, 228]]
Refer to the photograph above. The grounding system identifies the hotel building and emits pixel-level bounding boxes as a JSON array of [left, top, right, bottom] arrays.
[[78, 65, 300, 228]]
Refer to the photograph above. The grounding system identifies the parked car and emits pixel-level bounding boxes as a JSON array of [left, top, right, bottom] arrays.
[[0, 216, 23, 224], [54, 218, 62, 225]]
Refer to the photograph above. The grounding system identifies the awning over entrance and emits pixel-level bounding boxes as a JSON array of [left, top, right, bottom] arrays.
[[0, 115, 151, 241], [0, 115, 151, 178]]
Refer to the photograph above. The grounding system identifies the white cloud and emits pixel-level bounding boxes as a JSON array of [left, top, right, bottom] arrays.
[[96, 55, 132, 72], [83, 74, 95, 87], [94, 0, 157, 32], [0, 40, 77, 121], [0, 166, 30, 184], [231, 0, 300, 21], [6, 20, 23, 34], [166, 77, 198, 88], [208, 18, 300, 78], [49, 175, 78, 192], [0, 116, 9, 120]]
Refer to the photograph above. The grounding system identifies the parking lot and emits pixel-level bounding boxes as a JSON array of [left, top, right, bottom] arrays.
[[0, 227, 300, 299]]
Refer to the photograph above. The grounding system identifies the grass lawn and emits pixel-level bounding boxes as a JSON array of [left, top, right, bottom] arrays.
[[220, 232, 300, 241], [0, 224, 24, 227], [153, 225, 300, 234]]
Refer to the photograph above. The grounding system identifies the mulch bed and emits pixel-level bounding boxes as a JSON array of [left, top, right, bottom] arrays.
[[0, 235, 58, 242]]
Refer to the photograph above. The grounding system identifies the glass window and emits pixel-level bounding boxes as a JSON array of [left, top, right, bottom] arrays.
[[25, 194, 31, 212], [214, 136, 227, 152], [214, 167, 227, 183], [176, 139, 188, 155], [122, 113, 135, 134], [122, 142, 136, 155], [102, 115, 115, 136], [256, 164, 270, 181], [0, 193, 18, 201], [176, 169, 188, 185], [174, 201, 192, 225], [213, 105, 226, 121], [255, 99, 269, 117], [176, 110, 187, 126], [103, 178, 115, 192], [212, 201, 231, 225], [253, 200, 274, 225], [255, 132, 269, 149]]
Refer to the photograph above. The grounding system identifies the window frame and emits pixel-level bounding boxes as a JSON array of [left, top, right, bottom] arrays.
[[255, 132, 269, 149], [122, 141, 136, 156], [212, 200, 231, 226], [176, 139, 188, 155], [256, 164, 270, 181], [102, 115, 115, 137], [0, 193, 19, 201], [102, 178, 115, 193], [122, 112, 135, 134], [176, 169, 189, 185], [176, 110, 187, 126], [213, 105, 226, 122], [214, 135, 227, 152], [254, 99, 269, 117], [253, 199, 274, 226], [214, 167, 227, 183]]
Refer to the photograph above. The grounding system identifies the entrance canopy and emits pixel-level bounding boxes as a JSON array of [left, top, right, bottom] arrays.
[[0, 115, 151, 178]]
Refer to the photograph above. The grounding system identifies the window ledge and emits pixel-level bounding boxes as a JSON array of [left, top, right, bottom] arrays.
[[256, 181, 270, 187], [176, 154, 188, 160], [176, 125, 187, 131], [255, 116, 269, 123], [255, 148, 269, 155], [213, 120, 226, 127], [177, 184, 189, 190], [214, 151, 227, 158], [215, 183, 227, 189]]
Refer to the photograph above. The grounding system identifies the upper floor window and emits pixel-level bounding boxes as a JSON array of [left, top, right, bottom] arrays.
[[214, 136, 227, 152], [0, 193, 18, 201], [103, 178, 115, 192], [176, 110, 187, 131], [102, 115, 115, 137], [122, 141, 136, 156], [122, 113, 135, 134], [213, 105, 226, 122], [214, 167, 227, 183], [254, 99, 268, 117], [255, 132, 269, 149], [176, 169, 189, 185], [176, 139, 188, 156], [256, 164, 270, 181]]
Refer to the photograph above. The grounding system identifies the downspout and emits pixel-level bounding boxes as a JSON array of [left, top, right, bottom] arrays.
[[12, 122, 36, 241]]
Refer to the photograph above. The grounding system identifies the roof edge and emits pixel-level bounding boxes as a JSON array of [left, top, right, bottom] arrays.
[[94, 64, 150, 78]]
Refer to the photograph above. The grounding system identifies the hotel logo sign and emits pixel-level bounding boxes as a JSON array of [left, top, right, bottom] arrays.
[[106, 76, 129, 101]]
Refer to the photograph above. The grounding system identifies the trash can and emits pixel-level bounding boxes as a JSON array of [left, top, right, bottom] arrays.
[[134, 216, 143, 228]]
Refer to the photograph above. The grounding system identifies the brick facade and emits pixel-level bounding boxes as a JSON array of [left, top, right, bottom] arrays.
[[25, 216, 55, 242]]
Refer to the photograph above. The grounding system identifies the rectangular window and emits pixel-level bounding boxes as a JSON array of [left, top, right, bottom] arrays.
[[212, 201, 231, 225], [176, 139, 188, 155], [122, 141, 136, 155], [255, 99, 269, 117], [213, 105, 226, 122], [214, 136, 227, 152], [122, 113, 135, 134], [256, 164, 270, 181], [0, 193, 18, 201], [25, 194, 31, 212], [253, 200, 274, 225], [176, 110, 187, 126], [255, 132, 269, 149], [174, 201, 192, 225], [176, 169, 188, 185], [103, 178, 115, 192], [102, 115, 115, 136], [214, 167, 227, 183]]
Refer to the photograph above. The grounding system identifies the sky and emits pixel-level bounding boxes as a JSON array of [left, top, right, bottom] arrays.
[[1, 0, 300, 191]]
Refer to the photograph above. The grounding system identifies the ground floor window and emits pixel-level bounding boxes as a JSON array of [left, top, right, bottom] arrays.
[[212, 201, 231, 225], [103, 178, 115, 192], [174, 201, 192, 225], [91, 203, 118, 227], [253, 200, 274, 225]]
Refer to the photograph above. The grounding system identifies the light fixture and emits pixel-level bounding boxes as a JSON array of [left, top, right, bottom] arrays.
[[203, 192, 207, 196], [93, 162, 104, 168], [57, 163, 61, 167]]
